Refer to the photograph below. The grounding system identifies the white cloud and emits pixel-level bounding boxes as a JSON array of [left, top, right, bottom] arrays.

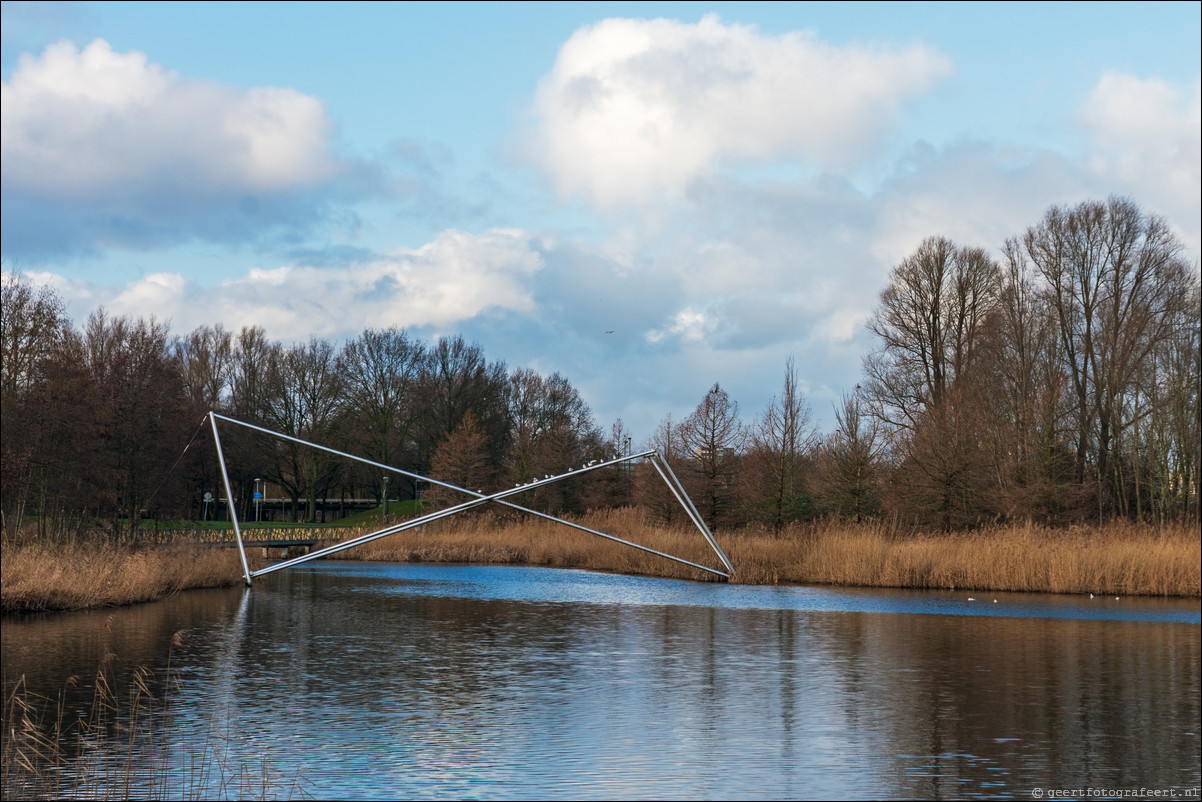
[[12, 39, 1199, 447], [531, 14, 951, 207], [1, 39, 365, 258], [644, 307, 716, 344], [1, 39, 341, 197], [52, 228, 545, 341], [108, 271, 193, 311], [1080, 71, 1201, 252]]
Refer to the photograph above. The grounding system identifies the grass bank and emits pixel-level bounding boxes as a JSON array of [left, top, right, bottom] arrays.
[[323, 509, 1201, 597], [0, 541, 253, 615]]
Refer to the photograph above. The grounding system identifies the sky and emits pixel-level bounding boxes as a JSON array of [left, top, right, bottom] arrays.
[[2, 1, 1200, 443]]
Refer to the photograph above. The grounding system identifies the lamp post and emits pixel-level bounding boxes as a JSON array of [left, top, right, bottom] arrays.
[[382, 475, 390, 524], [254, 478, 262, 522]]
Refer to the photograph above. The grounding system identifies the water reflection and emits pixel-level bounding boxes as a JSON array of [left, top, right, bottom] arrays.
[[4, 564, 1199, 800]]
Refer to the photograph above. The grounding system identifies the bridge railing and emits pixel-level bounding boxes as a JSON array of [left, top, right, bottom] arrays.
[[139, 526, 367, 545]]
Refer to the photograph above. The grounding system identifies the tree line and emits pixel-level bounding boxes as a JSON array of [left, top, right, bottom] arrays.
[[2, 196, 1198, 539]]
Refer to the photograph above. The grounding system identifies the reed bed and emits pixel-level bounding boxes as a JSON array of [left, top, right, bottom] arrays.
[[728, 518, 1201, 597], [325, 509, 1201, 597], [0, 542, 254, 615], [3, 644, 307, 800], [2, 513, 1196, 615]]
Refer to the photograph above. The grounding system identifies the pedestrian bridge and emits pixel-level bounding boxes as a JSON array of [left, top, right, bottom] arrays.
[[154, 526, 352, 558], [208, 412, 736, 586]]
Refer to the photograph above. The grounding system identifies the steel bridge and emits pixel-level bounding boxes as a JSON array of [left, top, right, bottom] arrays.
[[208, 412, 736, 585]]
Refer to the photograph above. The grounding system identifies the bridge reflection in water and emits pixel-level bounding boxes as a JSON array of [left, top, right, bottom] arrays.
[[4, 565, 1197, 800]]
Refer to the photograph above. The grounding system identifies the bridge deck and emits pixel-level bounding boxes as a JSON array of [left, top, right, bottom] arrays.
[[141, 526, 364, 550]]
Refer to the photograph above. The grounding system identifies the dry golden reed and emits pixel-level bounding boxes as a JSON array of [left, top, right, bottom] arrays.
[[3, 653, 307, 800], [2, 512, 1196, 615], [0, 542, 253, 614], [326, 508, 1200, 597], [727, 517, 1200, 597]]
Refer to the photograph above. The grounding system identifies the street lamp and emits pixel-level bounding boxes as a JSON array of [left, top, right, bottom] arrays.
[[382, 475, 390, 524], [254, 478, 262, 522]]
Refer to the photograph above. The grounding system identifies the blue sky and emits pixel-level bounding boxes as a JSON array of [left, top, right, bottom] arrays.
[[3, 1, 1199, 441]]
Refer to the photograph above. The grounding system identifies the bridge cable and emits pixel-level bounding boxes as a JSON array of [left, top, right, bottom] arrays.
[[143, 415, 210, 513]]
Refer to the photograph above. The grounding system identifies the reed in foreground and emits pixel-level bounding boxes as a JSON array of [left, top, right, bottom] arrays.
[[324, 509, 1201, 597], [0, 542, 252, 614], [2, 645, 308, 800]]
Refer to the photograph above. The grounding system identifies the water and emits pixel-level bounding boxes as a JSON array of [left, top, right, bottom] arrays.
[[3, 563, 1200, 799]]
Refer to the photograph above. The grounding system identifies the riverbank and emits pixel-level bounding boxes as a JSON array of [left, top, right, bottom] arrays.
[[3, 512, 1198, 614], [323, 509, 1201, 598], [0, 541, 254, 614]]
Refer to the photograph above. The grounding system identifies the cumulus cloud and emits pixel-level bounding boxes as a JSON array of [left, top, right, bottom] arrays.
[[13, 36, 1199, 445], [1080, 71, 1201, 251], [645, 307, 716, 344], [531, 14, 951, 207], [1, 39, 370, 259], [41, 228, 545, 341]]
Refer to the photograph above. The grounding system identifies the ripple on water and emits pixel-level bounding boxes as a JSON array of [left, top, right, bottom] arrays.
[[2, 563, 1198, 800]]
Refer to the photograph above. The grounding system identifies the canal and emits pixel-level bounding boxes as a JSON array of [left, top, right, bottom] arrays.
[[3, 563, 1199, 799]]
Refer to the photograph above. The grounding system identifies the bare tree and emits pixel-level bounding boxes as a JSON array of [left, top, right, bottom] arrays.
[[230, 326, 275, 423], [1, 274, 72, 536], [175, 325, 233, 413], [417, 335, 510, 471], [864, 236, 1001, 430], [506, 368, 602, 513], [1023, 196, 1191, 517], [1134, 277, 1200, 524], [679, 383, 746, 530], [888, 387, 995, 531], [1, 272, 68, 400], [744, 357, 815, 532], [262, 337, 345, 522], [813, 388, 885, 522], [81, 310, 189, 534], [636, 413, 686, 524], [173, 324, 234, 519], [978, 240, 1080, 520], [341, 327, 425, 503], [215, 326, 281, 518], [579, 418, 635, 510], [861, 236, 1001, 527]]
